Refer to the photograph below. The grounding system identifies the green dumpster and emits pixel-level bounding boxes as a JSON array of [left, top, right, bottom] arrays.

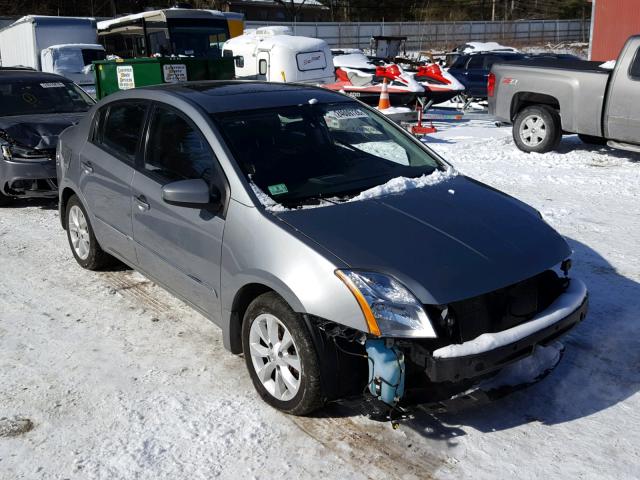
[[93, 57, 235, 100]]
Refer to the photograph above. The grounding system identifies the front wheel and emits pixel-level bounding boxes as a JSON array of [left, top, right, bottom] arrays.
[[242, 292, 324, 415], [513, 105, 562, 153], [0, 188, 10, 207]]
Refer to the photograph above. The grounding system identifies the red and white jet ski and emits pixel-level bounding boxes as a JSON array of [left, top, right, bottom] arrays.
[[325, 50, 465, 106]]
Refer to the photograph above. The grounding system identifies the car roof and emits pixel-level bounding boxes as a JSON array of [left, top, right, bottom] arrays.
[[129, 81, 355, 114], [0, 69, 70, 83]]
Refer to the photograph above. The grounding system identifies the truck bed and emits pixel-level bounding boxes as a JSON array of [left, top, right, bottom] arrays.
[[501, 57, 610, 74]]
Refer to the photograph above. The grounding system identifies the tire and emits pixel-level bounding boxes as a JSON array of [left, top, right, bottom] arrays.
[[513, 105, 562, 153], [65, 195, 112, 270], [0, 190, 9, 207], [242, 292, 324, 415], [578, 134, 607, 145]]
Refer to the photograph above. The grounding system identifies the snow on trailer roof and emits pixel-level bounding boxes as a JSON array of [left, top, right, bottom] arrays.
[[97, 8, 227, 30], [224, 27, 327, 52]]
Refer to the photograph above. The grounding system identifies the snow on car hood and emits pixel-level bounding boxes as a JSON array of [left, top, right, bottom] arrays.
[[275, 175, 571, 305], [0, 113, 85, 150]]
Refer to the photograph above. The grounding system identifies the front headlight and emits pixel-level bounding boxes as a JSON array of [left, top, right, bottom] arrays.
[[2, 144, 51, 162], [335, 269, 437, 338]]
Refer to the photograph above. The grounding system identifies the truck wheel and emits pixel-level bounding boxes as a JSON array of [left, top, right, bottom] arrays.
[[513, 105, 562, 153], [242, 292, 324, 415], [65, 195, 112, 270], [578, 134, 607, 146]]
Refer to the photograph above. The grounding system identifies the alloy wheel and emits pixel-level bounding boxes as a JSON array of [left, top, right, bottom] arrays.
[[248, 313, 302, 401]]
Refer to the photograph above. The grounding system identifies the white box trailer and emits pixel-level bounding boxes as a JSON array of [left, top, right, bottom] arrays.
[[222, 26, 334, 84], [0, 16, 104, 90]]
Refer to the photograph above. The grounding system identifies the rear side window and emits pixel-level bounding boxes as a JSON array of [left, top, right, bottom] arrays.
[[467, 56, 484, 69], [99, 102, 147, 162], [629, 47, 640, 79]]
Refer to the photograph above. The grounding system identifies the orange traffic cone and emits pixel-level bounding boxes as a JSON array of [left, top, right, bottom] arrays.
[[378, 78, 391, 110]]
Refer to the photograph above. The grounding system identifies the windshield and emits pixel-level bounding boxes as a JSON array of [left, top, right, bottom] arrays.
[[213, 102, 444, 207], [53, 48, 106, 73], [168, 18, 229, 59], [0, 80, 95, 116]]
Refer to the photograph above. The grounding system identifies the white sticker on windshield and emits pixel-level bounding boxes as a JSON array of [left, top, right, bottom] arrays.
[[40, 82, 65, 88], [325, 108, 368, 120]]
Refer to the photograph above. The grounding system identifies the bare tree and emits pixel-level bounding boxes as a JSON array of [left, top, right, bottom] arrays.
[[274, 0, 308, 22]]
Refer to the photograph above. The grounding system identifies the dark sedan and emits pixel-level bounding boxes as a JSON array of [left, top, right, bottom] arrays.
[[0, 69, 94, 205]]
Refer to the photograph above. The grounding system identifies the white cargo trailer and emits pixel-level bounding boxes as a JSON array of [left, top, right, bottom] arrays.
[[0, 16, 104, 91], [222, 26, 334, 84]]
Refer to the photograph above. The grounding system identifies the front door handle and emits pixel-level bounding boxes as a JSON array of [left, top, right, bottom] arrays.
[[135, 195, 150, 211], [81, 160, 94, 174]]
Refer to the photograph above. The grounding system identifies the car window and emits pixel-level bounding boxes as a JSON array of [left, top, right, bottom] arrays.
[[144, 106, 215, 183], [629, 47, 640, 79], [483, 56, 504, 70], [467, 56, 484, 69], [100, 102, 147, 163], [214, 103, 443, 207]]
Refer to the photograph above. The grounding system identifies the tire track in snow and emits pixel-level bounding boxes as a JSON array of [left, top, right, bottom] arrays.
[[292, 414, 443, 479]]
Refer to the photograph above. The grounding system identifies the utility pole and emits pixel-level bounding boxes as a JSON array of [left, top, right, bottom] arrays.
[[492, 0, 496, 21]]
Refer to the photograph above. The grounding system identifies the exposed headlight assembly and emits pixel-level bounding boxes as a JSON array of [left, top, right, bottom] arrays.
[[336, 269, 437, 338], [2, 144, 51, 162]]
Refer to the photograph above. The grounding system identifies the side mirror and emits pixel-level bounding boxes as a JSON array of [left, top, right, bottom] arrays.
[[162, 179, 218, 208]]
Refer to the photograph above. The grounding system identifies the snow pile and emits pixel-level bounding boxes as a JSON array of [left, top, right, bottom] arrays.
[[333, 52, 374, 70], [433, 278, 587, 359], [251, 168, 456, 212], [600, 60, 616, 69], [347, 167, 456, 202], [376, 106, 413, 115], [460, 42, 518, 53]]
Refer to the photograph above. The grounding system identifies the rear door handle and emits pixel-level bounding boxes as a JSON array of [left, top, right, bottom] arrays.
[[135, 195, 150, 211], [81, 160, 94, 174]]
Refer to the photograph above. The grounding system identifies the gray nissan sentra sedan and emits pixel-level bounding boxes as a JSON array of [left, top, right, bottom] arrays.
[[56, 81, 588, 416]]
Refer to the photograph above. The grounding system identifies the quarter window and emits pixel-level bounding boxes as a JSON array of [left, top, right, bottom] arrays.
[[100, 102, 147, 162], [629, 47, 640, 79], [144, 107, 215, 183]]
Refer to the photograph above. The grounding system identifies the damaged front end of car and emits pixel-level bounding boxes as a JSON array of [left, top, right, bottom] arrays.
[[0, 130, 58, 198], [315, 259, 588, 421]]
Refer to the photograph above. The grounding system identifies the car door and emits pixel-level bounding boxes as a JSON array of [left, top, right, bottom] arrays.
[[79, 100, 149, 264], [605, 45, 640, 143], [131, 103, 227, 320]]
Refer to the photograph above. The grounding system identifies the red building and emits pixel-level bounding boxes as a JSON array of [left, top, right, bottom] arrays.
[[590, 0, 640, 60]]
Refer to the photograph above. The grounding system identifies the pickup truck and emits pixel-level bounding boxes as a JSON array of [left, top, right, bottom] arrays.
[[489, 35, 640, 154]]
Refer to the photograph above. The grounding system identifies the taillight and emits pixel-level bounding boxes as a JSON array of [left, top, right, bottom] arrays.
[[487, 72, 496, 97]]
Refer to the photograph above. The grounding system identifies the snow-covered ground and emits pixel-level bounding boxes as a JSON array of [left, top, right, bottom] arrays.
[[1, 118, 639, 479]]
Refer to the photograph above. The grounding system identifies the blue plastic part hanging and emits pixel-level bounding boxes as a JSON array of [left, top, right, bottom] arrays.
[[365, 339, 406, 406]]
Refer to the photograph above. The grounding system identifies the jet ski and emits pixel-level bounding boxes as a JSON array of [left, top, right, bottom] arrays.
[[326, 50, 465, 106]]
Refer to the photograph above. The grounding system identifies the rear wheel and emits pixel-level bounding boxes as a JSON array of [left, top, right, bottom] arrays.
[[513, 105, 562, 153], [65, 195, 112, 270], [578, 134, 607, 145], [242, 292, 324, 415]]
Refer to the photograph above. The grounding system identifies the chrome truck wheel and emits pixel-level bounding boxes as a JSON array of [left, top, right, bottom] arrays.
[[513, 105, 562, 153]]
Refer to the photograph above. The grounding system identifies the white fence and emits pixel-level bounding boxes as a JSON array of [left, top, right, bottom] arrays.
[[246, 19, 589, 50]]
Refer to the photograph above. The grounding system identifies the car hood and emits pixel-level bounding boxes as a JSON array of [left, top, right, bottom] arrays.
[[275, 175, 571, 305], [0, 113, 86, 150]]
